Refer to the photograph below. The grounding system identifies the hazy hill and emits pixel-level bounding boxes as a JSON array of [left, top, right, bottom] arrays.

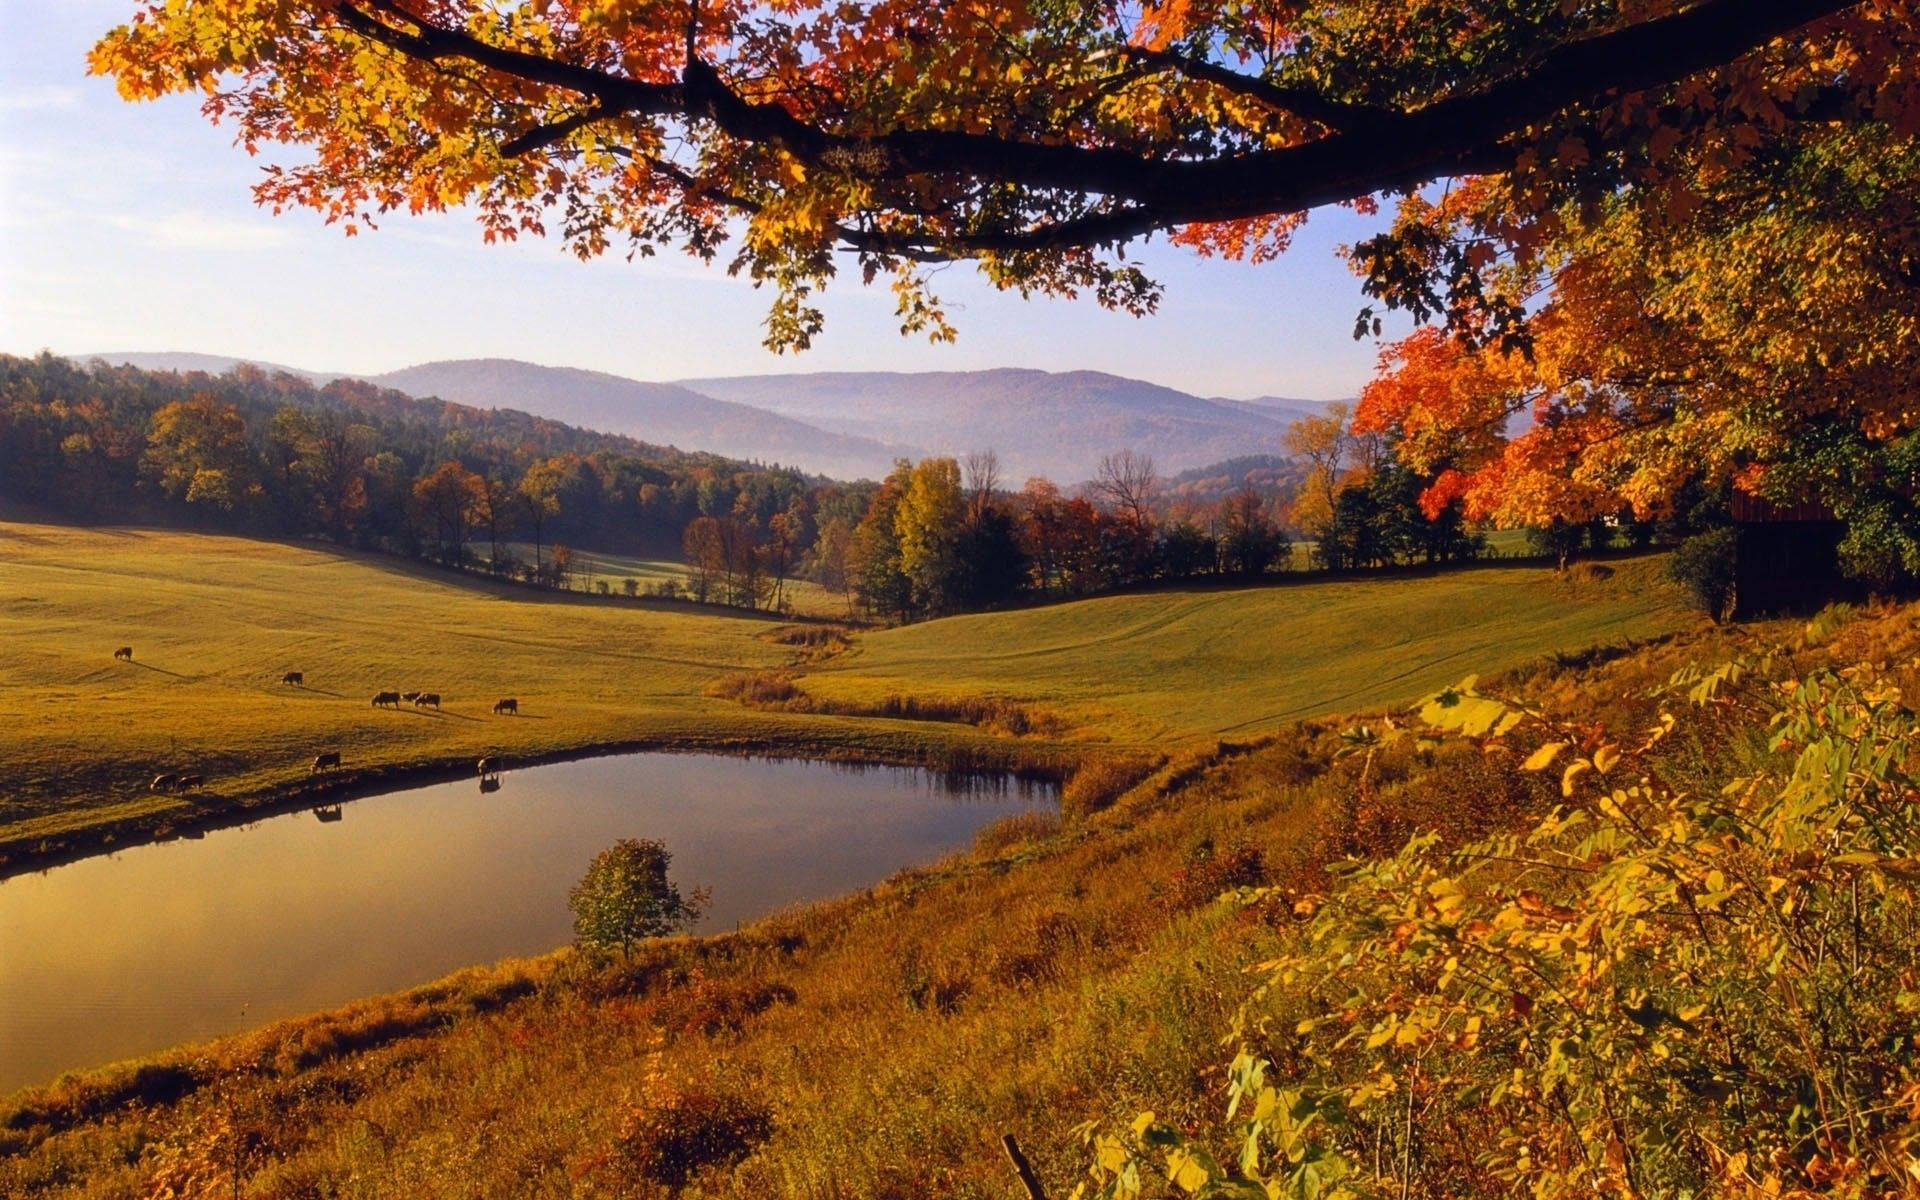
[[367, 359, 913, 478], [1215, 394, 1342, 425], [81, 353, 1336, 483], [679, 368, 1331, 482], [81, 351, 344, 386]]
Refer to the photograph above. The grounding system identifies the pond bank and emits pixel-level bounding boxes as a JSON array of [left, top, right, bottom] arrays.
[[0, 730, 1074, 882]]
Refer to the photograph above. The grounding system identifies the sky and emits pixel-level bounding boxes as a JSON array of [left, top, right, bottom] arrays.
[[0, 2, 1406, 400]]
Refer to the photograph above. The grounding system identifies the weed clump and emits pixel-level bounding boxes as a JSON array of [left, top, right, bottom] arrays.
[[1061, 756, 1159, 820], [705, 672, 1066, 736], [619, 1085, 773, 1189], [1161, 840, 1268, 912], [972, 808, 1062, 855], [704, 671, 806, 706]]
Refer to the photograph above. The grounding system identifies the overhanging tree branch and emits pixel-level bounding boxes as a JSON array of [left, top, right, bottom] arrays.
[[326, 0, 1857, 261]]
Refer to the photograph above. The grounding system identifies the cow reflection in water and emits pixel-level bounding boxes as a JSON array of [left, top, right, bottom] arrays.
[[312, 803, 343, 823], [479, 777, 501, 794]]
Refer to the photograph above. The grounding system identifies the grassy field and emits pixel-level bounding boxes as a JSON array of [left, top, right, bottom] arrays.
[[0, 520, 1689, 862], [0, 523, 954, 860], [483, 541, 852, 618], [809, 556, 1686, 742]]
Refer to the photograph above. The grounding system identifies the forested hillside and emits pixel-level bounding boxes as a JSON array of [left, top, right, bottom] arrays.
[[0, 353, 822, 563]]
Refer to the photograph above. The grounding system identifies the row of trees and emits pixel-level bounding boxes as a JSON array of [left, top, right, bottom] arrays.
[[779, 443, 1491, 621]]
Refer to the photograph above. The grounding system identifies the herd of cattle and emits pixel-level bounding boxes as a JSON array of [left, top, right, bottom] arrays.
[[116, 647, 521, 794]]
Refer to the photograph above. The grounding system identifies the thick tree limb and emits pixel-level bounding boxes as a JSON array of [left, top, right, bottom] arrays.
[[333, 0, 1860, 252]]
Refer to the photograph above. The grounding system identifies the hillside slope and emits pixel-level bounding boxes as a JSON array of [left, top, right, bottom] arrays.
[[369, 359, 909, 477], [679, 368, 1327, 481], [808, 558, 1687, 741]]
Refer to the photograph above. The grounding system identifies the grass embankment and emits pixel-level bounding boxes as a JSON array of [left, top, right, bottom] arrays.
[[9, 593, 1880, 1200], [0, 521, 1684, 866]]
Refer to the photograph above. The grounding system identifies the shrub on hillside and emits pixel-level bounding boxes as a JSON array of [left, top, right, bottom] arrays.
[[972, 809, 1062, 856], [618, 1085, 773, 1189], [569, 839, 708, 959], [1080, 656, 1920, 1200], [1161, 839, 1268, 912], [661, 974, 798, 1039], [1667, 526, 1739, 620]]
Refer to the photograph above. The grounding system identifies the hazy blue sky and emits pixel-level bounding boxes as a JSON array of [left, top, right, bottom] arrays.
[[1, 2, 1407, 399]]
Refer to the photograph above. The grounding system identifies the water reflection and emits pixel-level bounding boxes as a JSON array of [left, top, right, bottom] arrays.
[[0, 752, 1055, 1095]]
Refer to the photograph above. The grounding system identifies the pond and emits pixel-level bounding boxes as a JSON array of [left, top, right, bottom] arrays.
[[0, 752, 1055, 1096]]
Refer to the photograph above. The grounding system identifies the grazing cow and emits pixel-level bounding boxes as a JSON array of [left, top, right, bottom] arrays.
[[402, 690, 422, 703], [114, 647, 133, 661], [311, 751, 342, 773], [176, 774, 205, 791], [372, 690, 401, 708], [477, 755, 501, 778], [413, 692, 441, 709], [150, 773, 178, 793], [281, 671, 304, 686], [492, 697, 518, 715]]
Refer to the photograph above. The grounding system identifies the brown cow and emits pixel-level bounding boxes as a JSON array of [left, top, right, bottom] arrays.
[[176, 774, 205, 790], [281, 671, 304, 686], [372, 691, 401, 708], [114, 647, 133, 661], [401, 690, 422, 703], [149, 773, 178, 792], [492, 697, 518, 715], [413, 692, 441, 709], [311, 751, 342, 773]]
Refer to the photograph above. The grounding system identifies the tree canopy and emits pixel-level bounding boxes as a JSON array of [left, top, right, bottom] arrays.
[[90, 1, 1895, 349]]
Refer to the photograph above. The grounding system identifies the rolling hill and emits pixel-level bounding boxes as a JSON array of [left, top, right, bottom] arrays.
[[0, 520, 1685, 860], [79, 353, 1335, 482], [679, 368, 1331, 482], [367, 359, 911, 478]]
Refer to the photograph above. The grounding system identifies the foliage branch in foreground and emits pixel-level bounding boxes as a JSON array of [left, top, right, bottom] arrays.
[[1077, 638, 1920, 1197]]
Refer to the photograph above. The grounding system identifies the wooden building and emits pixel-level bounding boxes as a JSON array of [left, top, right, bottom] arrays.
[[1728, 493, 1859, 617]]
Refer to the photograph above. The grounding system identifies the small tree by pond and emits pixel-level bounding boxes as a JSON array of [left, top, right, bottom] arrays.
[[568, 838, 708, 958]]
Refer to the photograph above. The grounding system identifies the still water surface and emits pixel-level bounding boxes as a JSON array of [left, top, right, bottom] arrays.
[[0, 752, 1052, 1095]]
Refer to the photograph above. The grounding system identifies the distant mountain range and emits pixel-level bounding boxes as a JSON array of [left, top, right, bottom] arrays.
[[80, 352, 1336, 482]]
